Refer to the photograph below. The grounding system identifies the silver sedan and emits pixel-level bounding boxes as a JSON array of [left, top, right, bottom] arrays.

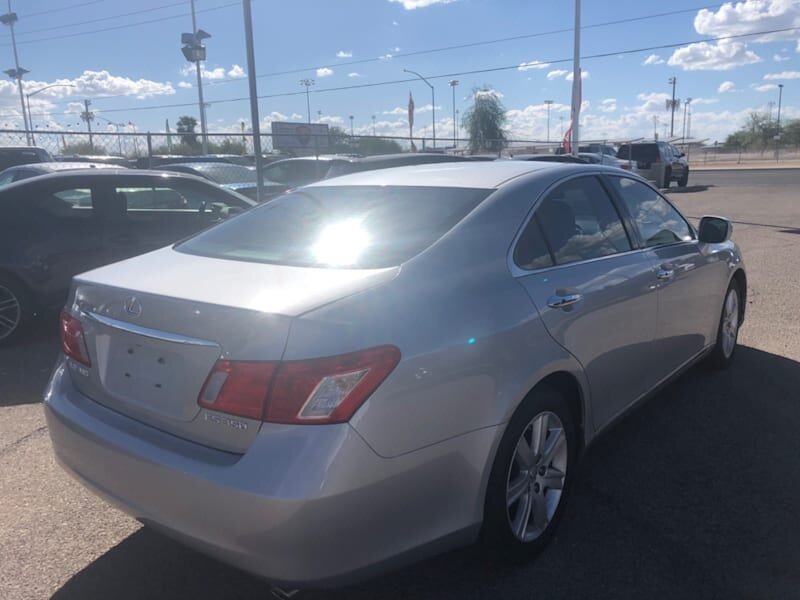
[[45, 161, 745, 591]]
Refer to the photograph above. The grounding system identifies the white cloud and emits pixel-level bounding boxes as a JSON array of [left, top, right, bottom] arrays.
[[316, 67, 334, 77], [637, 92, 671, 112], [34, 70, 176, 99], [388, 0, 455, 9], [773, 54, 789, 62], [764, 70, 800, 79], [600, 98, 617, 113], [518, 60, 550, 71], [753, 83, 778, 92], [383, 106, 407, 115], [227, 64, 245, 78], [474, 89, 504, 99], [667, 40, 761, 71], [318, 115, 344, 125], [718, 80, 736, 93], [643, 54, 665, 65], [348, 72, 363, 78], [694, 0, 800, 44], [565, 70, 590, 81], [392, 20, 399, 25], [177, 81, 192, 89], [379, 54, 393, 60], [546, 69, 568, 80], [336, 50, 352, 58], [691, 97, 720, 105]]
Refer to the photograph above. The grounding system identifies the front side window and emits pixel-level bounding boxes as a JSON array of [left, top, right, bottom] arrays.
[[117, 181, 244, 211], [177, 185, 488, 269], [608, 176, 693, 247], [534, 176, 632, 266]]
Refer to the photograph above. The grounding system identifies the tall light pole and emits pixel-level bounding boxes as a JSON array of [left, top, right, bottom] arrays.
[[449, 79, 458, 146], [80, 99, 95, 151], [300, 78, 315, 123], [181, 0, 211, 154], [682, 97, 692, 148], [544, 99, 554, 142], [652, 115, 659, 140], [349, 115, 354, 136], [667, 76, 678, 137], [404, 69, 436, 148], [371, 114, 376, 136], [242, 0, 264, 202], [1, 5, 31, 145], [569, 0, 582, 155], [776, 83, 784, 162], [26, 83, 76, 146]]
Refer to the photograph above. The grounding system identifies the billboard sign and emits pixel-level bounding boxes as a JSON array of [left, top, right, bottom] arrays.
[[271, 121, 330, 152]]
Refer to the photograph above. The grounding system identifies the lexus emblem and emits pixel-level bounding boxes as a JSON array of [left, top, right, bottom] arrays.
[[123, 296, 142, 318]]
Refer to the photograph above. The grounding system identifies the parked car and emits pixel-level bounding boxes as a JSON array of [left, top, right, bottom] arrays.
[[324, 153, 472, 178], [577, 152, 632, 170], [0, 146, 52, 170], [0, 161, 124, 186], [578, 143, 618, 158], [134, 155, 254, 169], [261, 156, 352, 187], [158, 162, 288, 202], [616, 142, 689, 188], [54, 154, 132, 167], [0, 170, 255, 343], [510, 154, 590, 164], [45, 161, 745, 593]]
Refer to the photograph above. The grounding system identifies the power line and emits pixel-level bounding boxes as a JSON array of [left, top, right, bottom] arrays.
[[1, 1, 240, 47], [23, 25, 800, 121], [15, 1, 188, 37], [204, 3, 727, 87], [21, 0, 106, 20], [27, 2, 732, 109]]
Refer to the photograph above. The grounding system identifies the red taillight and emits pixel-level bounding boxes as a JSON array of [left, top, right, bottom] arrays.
[[198, 360, 278, 420], [59, 310, 91, 367], [198, 346, 401, 425]]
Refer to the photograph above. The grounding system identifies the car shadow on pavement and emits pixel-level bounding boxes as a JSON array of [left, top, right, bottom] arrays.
[[664, 184, 713, 194], [51, 345, 800, 600], [0, 316, 59, 407]]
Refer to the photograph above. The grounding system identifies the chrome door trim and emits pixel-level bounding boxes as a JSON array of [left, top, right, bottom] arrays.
[[82, 311, 219, 347]]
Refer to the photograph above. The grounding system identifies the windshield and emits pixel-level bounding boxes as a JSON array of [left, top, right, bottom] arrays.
[[192, 164, 257, 185], [176, 185, 489, 268], [617, 144, 659, 161]]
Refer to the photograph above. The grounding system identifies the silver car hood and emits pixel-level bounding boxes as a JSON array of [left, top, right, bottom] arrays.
[[75, 246, 399, 317]]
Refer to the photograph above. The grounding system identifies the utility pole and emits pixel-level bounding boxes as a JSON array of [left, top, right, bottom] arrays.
[[570, 0, 581, 155], [349, 115, 354, 136], [667, 76, 678, 137], [81, 99, 95, 151], [544, 100, 554, 142], [776, 83, 784, 162], [371, 114, 376, 136], [681, 97, 692, 148], [186, 0, 210, 154], [653, 115, 659, 140], [1, 4, 31, 145], [300, 78, 314, 123], [449, 79, 459, 146], [242, 0, 264, 202]]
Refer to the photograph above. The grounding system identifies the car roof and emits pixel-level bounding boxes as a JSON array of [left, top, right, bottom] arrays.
[[12, 161, 121, 172], [0, 168, 216, 190], [160, 162, 245, 169], [307, 160, 576, 189], [266, 156, 350, 164]]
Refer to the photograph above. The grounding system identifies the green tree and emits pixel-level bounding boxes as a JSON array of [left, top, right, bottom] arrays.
[[176, 115, 199, 148], [61, 141, 106, 155], [462, 86, 508, 154]]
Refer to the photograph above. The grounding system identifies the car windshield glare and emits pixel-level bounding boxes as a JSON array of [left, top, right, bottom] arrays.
[[176, 185, 489, 269]]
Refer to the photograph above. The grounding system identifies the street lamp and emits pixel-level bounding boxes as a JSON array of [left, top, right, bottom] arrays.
[[449, 79, 458, 146], [776, 83, 784, 161], [544, 100, 554, 142], [300, 78, 315, 124], [25, 83, 76, 145], [667, 76, 679, 137], [371, 114, 376, 136], [349, 115, 354, 136], [1, 6, 31, 145], [181, 0, 211, 154], [404, 69, 436, 148]]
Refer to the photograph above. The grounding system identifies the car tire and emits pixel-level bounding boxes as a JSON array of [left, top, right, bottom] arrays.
[[661, 168, 671, 189], [708, 279, 741, 370], [482, 384, 577, 563], [0, 274, 31, 346], [678, 170, 689, 187]]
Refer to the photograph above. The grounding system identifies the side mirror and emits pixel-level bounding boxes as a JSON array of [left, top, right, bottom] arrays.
[[679, 152, 686, 158], [698, 216, 732, 243]]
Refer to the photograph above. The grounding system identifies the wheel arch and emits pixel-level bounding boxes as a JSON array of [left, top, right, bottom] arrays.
[[731, 268, 747, 324]]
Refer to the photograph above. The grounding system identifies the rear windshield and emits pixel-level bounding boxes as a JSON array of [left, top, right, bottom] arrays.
[[617, 144, 659, 161], [176, 185, 489, 269]]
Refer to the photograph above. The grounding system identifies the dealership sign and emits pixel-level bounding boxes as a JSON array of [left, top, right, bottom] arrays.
[[271, 122, 330, 151]]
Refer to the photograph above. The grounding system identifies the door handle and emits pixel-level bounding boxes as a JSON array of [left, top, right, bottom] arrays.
[[656, 267, 674, 280], [547, 293, 582, 309]]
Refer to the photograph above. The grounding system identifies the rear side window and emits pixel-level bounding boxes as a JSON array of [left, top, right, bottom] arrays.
[[617, 144, 659, 162], [514, 217, 554, 270], [534, 176, 631, 266], [115, 181, 245, 211], [177, 185, 489, 269], [607, 177, 693, 247]]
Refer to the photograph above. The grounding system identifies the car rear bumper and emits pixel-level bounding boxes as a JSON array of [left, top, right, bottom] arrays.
[[44, 359, 496, 587]]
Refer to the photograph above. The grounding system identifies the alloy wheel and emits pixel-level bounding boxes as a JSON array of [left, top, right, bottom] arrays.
[[721, 287, 739, 359], [0, 284, 22, 341], [506, 411, 568, 542]]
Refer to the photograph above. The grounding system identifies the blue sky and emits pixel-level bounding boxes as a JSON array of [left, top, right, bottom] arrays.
[[1, 0, 798, 147]]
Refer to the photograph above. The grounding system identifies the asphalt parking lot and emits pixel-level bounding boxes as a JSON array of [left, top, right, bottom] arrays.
[[2, 169, 799, 600]]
